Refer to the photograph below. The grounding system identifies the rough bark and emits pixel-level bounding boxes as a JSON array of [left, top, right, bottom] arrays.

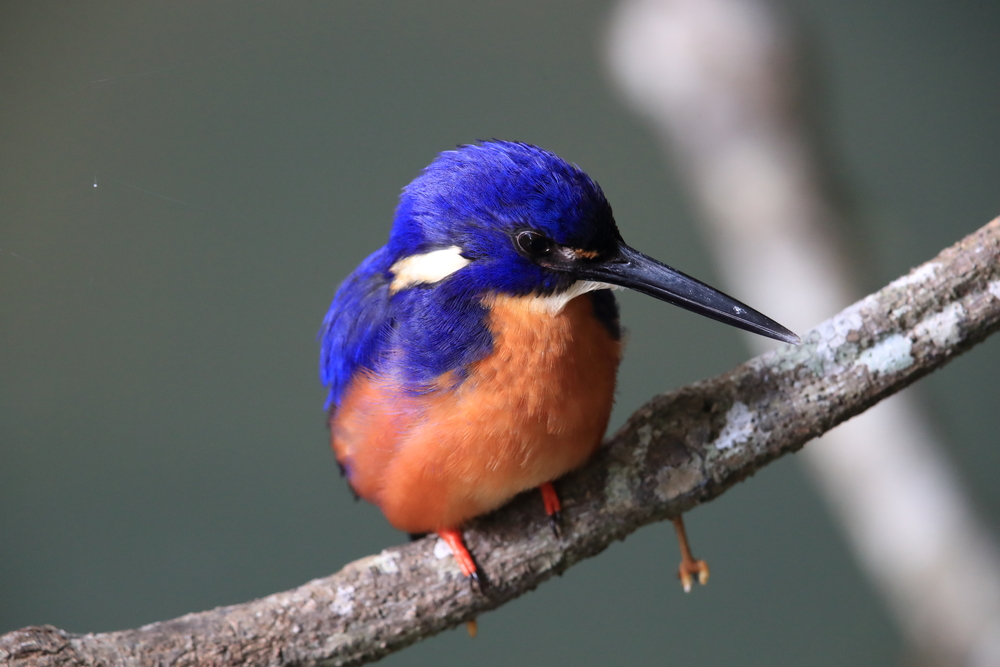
[[4, 218, 1000, 667]]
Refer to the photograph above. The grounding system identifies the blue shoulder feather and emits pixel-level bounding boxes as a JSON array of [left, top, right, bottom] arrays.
[[319, 246, 495, 410], [319, 247, 395, 410]]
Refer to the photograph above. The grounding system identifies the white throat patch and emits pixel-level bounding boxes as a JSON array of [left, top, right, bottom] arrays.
[[525, 281, 620, 315], [389, 246, 470, 292]]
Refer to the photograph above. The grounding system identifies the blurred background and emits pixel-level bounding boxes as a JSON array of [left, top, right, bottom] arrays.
[[2, 2, 998, 665]]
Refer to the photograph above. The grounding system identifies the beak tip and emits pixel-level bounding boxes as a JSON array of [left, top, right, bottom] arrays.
[[770, 328, 801, 346], [783, 331, 802, 346]]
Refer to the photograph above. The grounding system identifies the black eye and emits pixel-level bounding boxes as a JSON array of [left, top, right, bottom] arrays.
[[515, 230, 555, 258]]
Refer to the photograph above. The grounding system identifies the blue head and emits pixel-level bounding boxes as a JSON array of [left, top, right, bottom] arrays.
[[387, 141, 622, 297]]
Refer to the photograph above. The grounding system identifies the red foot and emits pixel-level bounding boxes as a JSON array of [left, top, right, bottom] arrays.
[[540, 482, 561, 517], [438, 528, 478, 579], [540, 482, 563, 538]]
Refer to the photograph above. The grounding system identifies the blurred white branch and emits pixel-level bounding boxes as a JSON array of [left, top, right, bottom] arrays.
[[607, 1, 1000, 664]]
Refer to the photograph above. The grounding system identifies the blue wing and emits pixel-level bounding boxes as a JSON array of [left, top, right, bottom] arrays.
[[319, 247, 395, 410], [320, 245, 497, 411]]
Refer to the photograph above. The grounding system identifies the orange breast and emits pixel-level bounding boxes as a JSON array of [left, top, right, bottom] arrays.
[[330, 292, 621, 533]]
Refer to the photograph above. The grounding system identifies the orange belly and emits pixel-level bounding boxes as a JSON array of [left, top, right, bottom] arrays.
[[330, 293, 621, 533]]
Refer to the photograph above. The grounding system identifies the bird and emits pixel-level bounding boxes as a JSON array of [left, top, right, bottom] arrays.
[[319, 141, 798, 590]]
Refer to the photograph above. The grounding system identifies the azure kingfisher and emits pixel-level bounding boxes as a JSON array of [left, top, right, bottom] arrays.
[[320, 141, 798, 590]]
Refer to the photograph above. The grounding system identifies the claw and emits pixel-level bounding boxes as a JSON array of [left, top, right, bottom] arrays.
[[548, 512, 562, 539], [672, 515, 709, 592], [677, 557, 710, 593]]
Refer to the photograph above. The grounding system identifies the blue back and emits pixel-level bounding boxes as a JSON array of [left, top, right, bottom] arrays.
[[320, 141, 621, 410]]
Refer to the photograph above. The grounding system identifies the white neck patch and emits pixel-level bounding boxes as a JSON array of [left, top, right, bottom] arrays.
[[389, 246, 470, 292], [523, 280, 620, 315]]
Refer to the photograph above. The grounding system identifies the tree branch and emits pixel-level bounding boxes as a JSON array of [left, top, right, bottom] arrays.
[[5, 218, 1000, 667]]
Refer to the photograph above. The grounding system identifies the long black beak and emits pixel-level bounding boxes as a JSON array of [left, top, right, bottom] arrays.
[[573, 244, 800, 345]]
